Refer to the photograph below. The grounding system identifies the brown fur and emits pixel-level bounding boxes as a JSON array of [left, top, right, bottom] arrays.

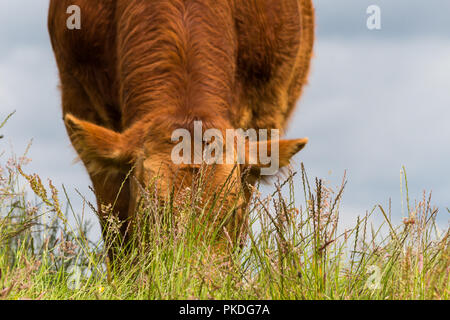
[[48, 0, 315, 249]]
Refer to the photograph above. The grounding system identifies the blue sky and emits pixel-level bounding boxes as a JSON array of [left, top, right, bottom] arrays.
[[0, 1, 448, 238]]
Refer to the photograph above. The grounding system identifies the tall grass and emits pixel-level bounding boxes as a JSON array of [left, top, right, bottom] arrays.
[[0, 116, 448, 300]]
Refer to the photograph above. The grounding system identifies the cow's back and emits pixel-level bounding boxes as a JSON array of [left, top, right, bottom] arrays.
[[48, 0, 314, 133], [233, 0, 315, 133]]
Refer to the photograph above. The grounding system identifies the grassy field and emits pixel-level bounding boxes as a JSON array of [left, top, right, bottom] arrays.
[[0, 115, 448, 300]]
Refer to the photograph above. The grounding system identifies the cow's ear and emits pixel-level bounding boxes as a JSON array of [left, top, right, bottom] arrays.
[[245, 138, 308, 173], [276, 138, 309, 168], [64, 114, 135, 175]]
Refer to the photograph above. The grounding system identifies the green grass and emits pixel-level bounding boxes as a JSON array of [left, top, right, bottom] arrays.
[[0, 116, 448, 300]]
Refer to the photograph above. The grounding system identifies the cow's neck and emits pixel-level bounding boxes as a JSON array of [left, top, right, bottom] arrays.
[[116, 0, 236, 132]]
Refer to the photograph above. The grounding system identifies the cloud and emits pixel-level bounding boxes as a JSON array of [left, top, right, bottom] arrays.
[[315, 0, 450, 38], [0, 0, 49, 56], [285, 37, 450, 226]]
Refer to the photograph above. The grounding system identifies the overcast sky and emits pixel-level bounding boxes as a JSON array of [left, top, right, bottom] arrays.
[[0, 0, 448, 239]]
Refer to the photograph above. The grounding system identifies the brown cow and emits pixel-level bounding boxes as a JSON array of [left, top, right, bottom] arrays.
[[48, 0, 314, 250]]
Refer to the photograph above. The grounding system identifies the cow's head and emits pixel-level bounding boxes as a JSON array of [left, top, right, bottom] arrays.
[[65, 114, 307, 245]]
